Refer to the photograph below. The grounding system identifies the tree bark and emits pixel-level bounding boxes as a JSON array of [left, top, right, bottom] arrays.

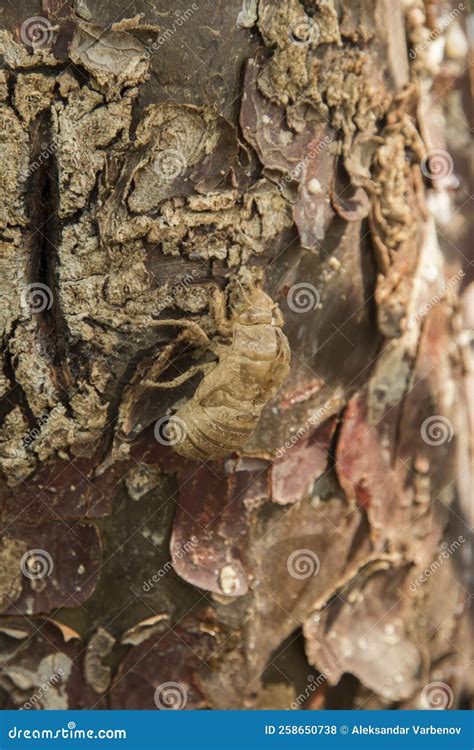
[[0, 0, 472, 710]]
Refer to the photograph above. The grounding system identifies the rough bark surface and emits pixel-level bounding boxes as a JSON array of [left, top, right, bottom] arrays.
[[0, 0, 472, 710]]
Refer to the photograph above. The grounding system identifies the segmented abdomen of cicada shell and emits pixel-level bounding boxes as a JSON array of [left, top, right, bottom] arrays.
[[174, 399, 260, 461]]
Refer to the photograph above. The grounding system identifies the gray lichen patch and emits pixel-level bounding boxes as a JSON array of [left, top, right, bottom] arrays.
[[0, 20, 152, 483], [0, 30, 58, 69], [29, 390, 107, 463], [0, 232, 28, 336], [0, 16, 294, 486], [13, 73, 56, 126], [0, 106, 29, 228], [52, 87, 136, 218], [133, 180, 291, 266], [0, 536, 27, 612], [8, 322, 60, 416], [0, 69, 9, 101], [254, 0, 392, 142], [0, 0, 427, 488], [0, 409, 37, 486]]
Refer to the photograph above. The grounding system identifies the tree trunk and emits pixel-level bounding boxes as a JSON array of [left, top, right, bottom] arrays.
[[0, 0, 471, 711]]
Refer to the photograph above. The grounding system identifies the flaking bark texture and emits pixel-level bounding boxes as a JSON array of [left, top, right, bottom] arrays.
[[0, 0, 472, 710]]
